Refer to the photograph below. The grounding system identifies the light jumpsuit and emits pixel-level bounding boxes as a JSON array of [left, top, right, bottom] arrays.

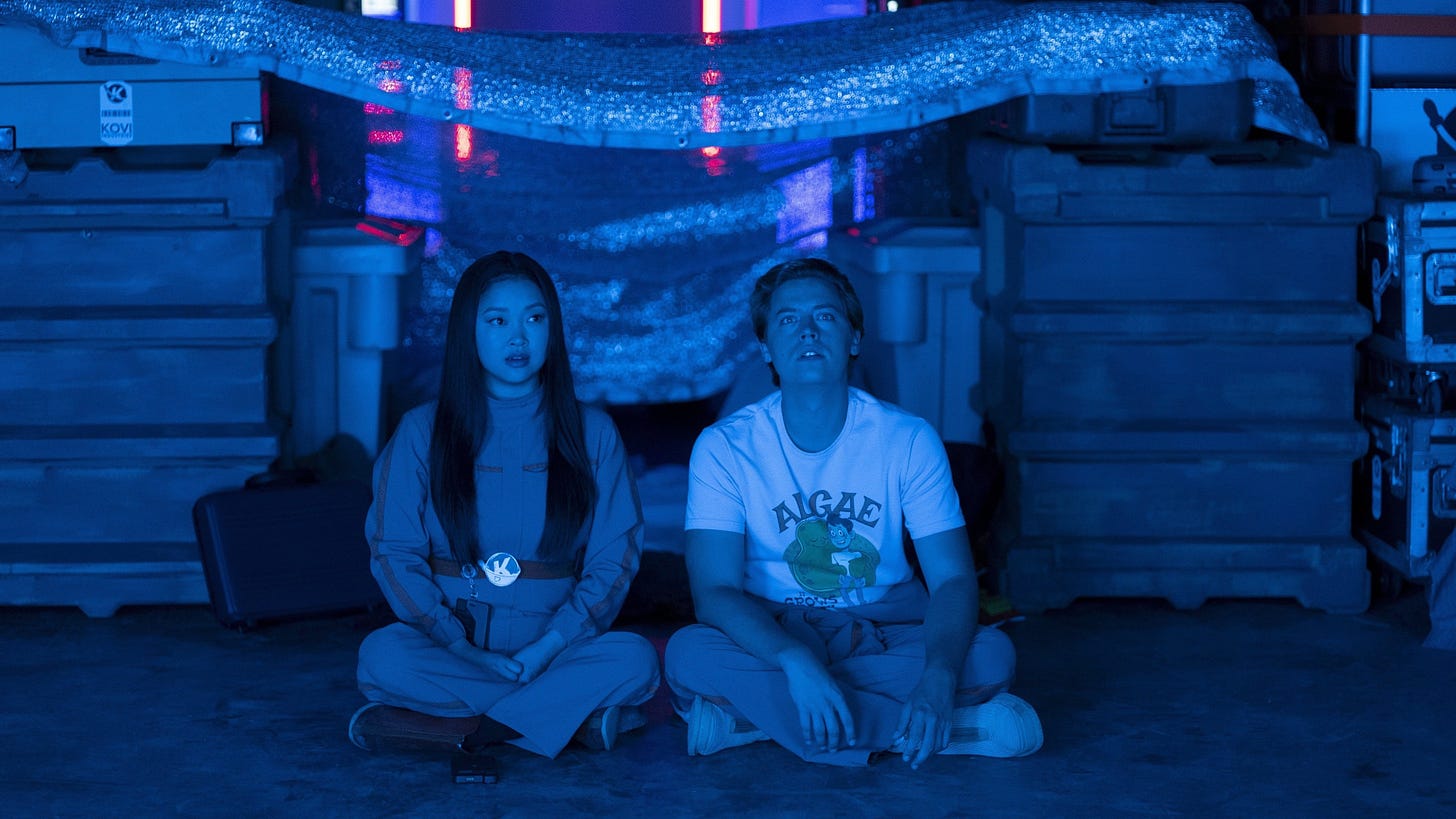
[[356, 392, 660, 757]]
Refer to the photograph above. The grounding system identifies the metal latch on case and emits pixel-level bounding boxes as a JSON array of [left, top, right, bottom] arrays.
[[1433, 467, 1456, 519], [1425, 251, 1456, 304]]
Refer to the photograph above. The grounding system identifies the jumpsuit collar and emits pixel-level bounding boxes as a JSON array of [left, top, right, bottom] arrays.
[[487, 385, 544, 427]]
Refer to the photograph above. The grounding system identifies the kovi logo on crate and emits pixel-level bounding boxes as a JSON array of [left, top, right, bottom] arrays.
[[98, 80, 134, 146]]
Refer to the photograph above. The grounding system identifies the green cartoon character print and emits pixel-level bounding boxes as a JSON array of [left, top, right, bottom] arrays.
[[783, 512, 881, 605]]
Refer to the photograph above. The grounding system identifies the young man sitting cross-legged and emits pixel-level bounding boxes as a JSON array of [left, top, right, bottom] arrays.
[[666, 258, 1043, 768]]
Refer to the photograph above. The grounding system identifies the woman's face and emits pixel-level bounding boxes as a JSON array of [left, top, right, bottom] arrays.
[[474, 277, 550, 399]]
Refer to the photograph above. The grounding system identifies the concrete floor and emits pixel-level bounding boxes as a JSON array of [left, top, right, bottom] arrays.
[[6, 406, 1455, 816], [4, 567, 1454, 818]]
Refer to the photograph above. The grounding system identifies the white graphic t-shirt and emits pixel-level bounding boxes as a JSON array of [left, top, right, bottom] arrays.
[[686, 388, 964, 608]]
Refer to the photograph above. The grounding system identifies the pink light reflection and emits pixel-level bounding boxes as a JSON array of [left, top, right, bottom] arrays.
[[455, 124, 472, 162], [368, 130, 406, 145], [700, 95, 721, 133], [453, 67, 472, 110]]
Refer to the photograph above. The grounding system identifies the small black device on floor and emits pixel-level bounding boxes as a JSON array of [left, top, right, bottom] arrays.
[[451, 752, 499, 784]]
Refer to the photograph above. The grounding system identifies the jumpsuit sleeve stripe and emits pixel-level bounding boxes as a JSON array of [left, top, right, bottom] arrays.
[[367, 412, 467, 647]]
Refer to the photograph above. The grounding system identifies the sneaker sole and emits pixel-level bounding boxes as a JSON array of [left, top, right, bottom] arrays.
[[348, 704, 479, 753], [685, 696, 718, 756], [347, 703, 381, 751], [685, 696, 769, 757], [598, 705, 621, 751]]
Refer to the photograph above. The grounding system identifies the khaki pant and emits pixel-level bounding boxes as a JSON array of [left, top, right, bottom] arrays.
[[666, 605, 1015, 767]]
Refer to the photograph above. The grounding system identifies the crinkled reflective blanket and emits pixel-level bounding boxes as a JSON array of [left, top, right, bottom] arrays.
[[0, 0, 1327, 405], [0, 0, 1322, 149]]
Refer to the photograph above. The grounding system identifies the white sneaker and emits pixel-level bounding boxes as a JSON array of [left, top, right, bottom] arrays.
[[574, 705, 648, 751], [942, 692, 1043, 757], [890, 692, 1043, 758], [684, 696, 770, 756]]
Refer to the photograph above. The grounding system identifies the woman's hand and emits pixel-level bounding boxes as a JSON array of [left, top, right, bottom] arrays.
[[448, 640, 523, 681], [511, 630, 568, 684]]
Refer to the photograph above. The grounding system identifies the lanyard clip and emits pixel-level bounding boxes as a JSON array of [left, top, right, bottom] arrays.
[[460, 561, 480, 599]]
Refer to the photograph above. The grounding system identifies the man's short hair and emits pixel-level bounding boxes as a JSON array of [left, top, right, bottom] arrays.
[[749, 258, 866, 343]]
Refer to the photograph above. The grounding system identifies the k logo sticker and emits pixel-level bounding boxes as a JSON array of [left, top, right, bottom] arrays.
[[480, 552, 521, 587], [98, 80, 134, 146]]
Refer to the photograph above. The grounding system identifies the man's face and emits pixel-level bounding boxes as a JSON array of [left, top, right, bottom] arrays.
[[759, 277, 861, 388]]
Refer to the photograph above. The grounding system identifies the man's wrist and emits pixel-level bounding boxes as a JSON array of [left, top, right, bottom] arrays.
[[774, 643, 819, 672], [918, 662, 958, 688]]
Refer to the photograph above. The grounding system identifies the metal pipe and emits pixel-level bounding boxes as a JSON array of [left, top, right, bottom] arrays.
[[1356, 0, 1373, 146]]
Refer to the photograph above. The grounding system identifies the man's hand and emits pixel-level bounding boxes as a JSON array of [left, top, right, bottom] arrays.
[[778, 646, 856, 752], [893, 666, 956, 769], [448, 640, 523, 681], [511, 631, 567, 684], [897, 528, 976, 769], [687, 528, 858, 753]]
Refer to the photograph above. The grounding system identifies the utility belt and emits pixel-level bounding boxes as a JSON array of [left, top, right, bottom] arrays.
[[428, 556, 576, 580], [435, 552, 578, 649]]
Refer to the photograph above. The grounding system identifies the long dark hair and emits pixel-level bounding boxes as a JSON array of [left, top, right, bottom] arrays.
[[429, 251, 596, 565]]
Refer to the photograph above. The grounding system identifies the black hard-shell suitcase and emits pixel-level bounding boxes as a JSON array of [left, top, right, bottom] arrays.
[[192, 470, 383, 629]]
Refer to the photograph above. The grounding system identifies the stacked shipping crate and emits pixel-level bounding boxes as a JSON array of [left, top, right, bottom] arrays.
[[0, 154, 285, 616], [0, 26, 280, 616], [1354, 199, 1456, 586], [967, 137, 1379, 613]]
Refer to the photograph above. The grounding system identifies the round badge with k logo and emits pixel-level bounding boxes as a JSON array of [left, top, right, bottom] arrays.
[[479, 552, 521, 587]]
